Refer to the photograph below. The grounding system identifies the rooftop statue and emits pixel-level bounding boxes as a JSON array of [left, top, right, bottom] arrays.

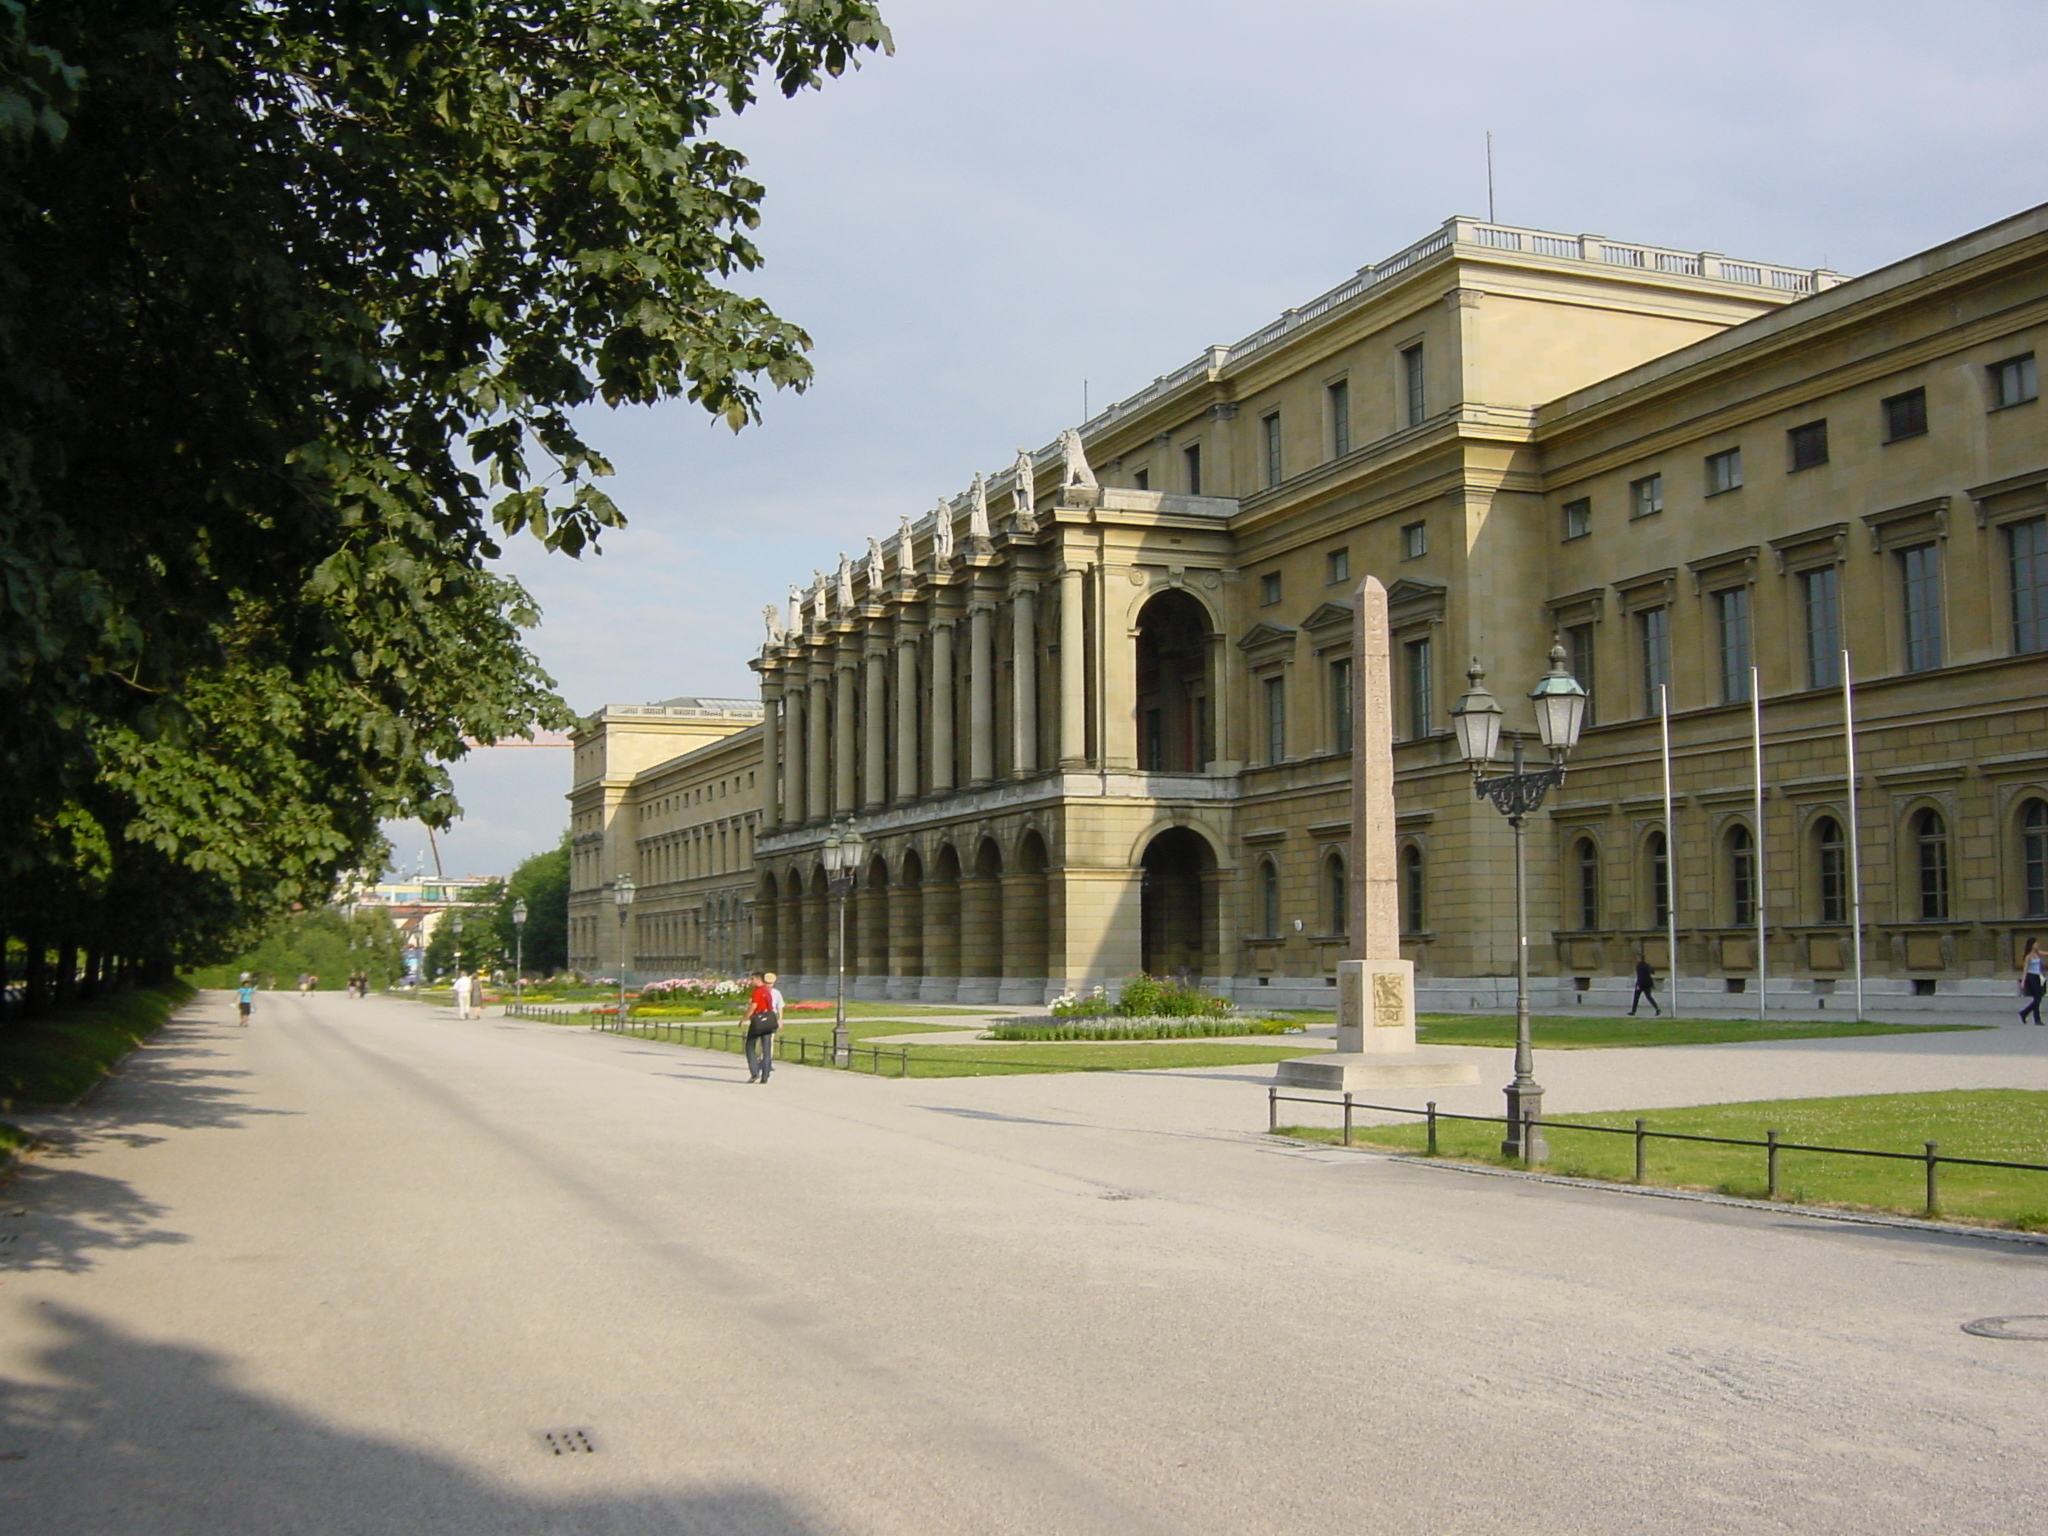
[[1058, 426, 1097, 489], [787, 586, 802, 635], [762, 604, 782, 645], [835, 553, 855, 609], [1010, 447, 1038, 531], [896, 515, 916, 578], [932, 497, 955, 563], [967, 473, 991, 541], [866, 535, 886, 592]]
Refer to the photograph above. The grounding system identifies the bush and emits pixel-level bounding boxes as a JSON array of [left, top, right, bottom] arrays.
[[1050, 974, 1235, 1020], [989, 1017, 1300, 1041]]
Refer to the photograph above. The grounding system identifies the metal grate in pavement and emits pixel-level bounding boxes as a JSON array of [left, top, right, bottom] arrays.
[[539, 1428, 597, 1455]]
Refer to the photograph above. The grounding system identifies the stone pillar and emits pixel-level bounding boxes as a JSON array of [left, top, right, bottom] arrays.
[[893, 635, 919, 802], [801, 877, 830, 982], [805, 670, 829, 824], [1059, 565, 1087, 767], [999, 867, 1049, 1001], [969, 601, 996, 784], [886, 867, 924, 999], [922, 863, 960, 1001], [1011, 585, 1038, 777], [783, 683, 806, 825], [862, 647, 888, 809], [833, 658, 857, 815], [930, 621, 956, 794], [759, 675, 782, 834], [1099, 568, 1138, 769], [957, 868, 999, 1003]]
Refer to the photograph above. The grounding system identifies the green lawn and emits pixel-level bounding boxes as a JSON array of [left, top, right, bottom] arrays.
[[0, 982, 194, 1111], [1280, 1089, 2048, 1229], [1412, 1014, 1982, 1050]]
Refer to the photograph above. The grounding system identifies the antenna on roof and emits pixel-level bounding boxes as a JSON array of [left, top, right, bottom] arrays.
[[1485, 131, 1496, 223], [1083, 379, 1089, 420]]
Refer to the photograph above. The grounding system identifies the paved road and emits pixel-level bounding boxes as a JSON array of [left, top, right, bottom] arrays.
[[1, 991, 2043, 1534]]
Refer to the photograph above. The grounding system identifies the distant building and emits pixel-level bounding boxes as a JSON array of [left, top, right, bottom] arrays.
[[343, 873, 500, 978]]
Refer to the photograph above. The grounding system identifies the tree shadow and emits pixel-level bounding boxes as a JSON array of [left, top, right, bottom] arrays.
[[0, 1305, 840, 1535], [0, 1165, 186, 1275]]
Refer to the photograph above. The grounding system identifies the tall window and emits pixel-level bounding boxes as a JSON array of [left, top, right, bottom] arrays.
[[1326, 853, 1348, 937], [1263, 674, 1286, 764], [1260, 571, 1281, 606], [1989, 353, 2038, 409], [1575, 839, 1600, 930], [1900, 543, 1943, 672], [1328, 657, 1353, 751], [1564, 622, 1596, 726], [1882, 387, 1927, 442], [1401, 344, 1426, 427], [1325, 547, 1350, 584], [1262, 412, 1283, 487], [1630, 473, 1664, 519], [1183, 442, 1202, 496], [1801, 566, 1842, 690], [2024, 800, 2048, 919], [1715, 586, 1752, 703], [1327, 379, 1351, 458], [1916, 809, 1950, 920], [1132, 467, 1149, 491], [1260, 858, 1280, 937], [1815, 815, 1848, 924], [1562, 497, 1591, 539], [1638, 606, 1671, 716], [1400, 844, 1425, 933], [1787, 420, 1829, 471], [1727, 823, 1756, 926], [2009, 516, 2047, 654], [1705, 447, 1743, 495], [1647, 830, 1670, 928], [1404, 637, 1434, 739], [1401, 521, 1428, 559]]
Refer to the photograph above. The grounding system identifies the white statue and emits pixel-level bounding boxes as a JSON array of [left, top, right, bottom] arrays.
[[866, 535, 886, 592], [809, 570, 825, 624], [1010, 447, 1038, 530], [932, 498, 955, 563], [1058, 426, 1097, 489], [835, 553, 855, 609], [787, 587, 801, 635], [967, 473, 991, 542], [762, 604, 782, 645], [896, 515, 916, 578]]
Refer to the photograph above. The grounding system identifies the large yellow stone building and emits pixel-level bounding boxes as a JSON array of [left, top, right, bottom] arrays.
[[572, 204, 2048, 1016]]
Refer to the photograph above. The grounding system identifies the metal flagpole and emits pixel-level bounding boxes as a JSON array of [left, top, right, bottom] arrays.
[[1660, 684, 1679, 1019], [1752, 665, 1766, 1022], [1842, 649, 1866, 1022]]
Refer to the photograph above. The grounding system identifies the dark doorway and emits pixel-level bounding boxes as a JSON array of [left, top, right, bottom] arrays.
[[1135, 590, 1213, 772], [1140, 827, 1214, 979]]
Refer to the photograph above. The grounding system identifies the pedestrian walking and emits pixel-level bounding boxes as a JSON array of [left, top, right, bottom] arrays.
[[236, 979, 255, 1026], [2020, 938, 2044, 1026], [745, 970, 784, 1083], [1629, 954, 1662, 1017], [451, 970, 474, 1020]]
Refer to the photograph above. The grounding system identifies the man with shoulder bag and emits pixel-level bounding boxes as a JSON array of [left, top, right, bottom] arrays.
[[745, 971, 784, 1083]]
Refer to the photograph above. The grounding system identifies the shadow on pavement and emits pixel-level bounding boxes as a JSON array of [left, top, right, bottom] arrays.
[[0, 1305, 839, 1535]]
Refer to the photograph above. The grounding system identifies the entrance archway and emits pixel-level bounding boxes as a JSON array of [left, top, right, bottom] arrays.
[[1135, 590, 1213, 772], [1140, 826, 1215, 980]]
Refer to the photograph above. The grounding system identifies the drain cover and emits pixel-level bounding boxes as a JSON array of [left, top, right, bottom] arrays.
[[1962, 1315, 2048, 1340], [539, 1429, 596, 1455]]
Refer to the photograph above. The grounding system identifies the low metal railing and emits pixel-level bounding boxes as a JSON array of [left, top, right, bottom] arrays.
[[586, 1012, 914, 1078], [1267, 1089, 2048, 1218]]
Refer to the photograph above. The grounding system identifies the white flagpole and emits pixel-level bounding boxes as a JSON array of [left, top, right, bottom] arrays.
[[1660, 683, 1678, 1018], [1752, 665, 1767, 1022], [1842, 649, 1866, 1022]]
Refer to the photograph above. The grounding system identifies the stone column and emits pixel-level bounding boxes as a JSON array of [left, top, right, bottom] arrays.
[[1011, 585, 1038, 777], [887, 866, 924, 999], [833, 658, 857, 815], [783, 683, 806, 825], [1058, 565, 1087, 767], [806, 669, 829, 823], [930, 620, 956, 794], [862, 646, 888, 808], [969, 600, 996, 784], [956, 868, 999, 1003], [759, 675, 782, 834], [893, 634, 919, 802]]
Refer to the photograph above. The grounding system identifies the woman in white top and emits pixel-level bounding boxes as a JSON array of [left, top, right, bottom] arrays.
[[451, 970, 475, 1020]]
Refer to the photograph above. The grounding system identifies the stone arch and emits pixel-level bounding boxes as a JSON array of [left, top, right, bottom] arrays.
[[926, 843, 962, 979], [860, 850, 892, 985], [1905, 802, 1951, 922], [1141, 825, 1217, 979], [804, 863, 831, 978], [1808, 810, 1849, 926], [1721, 818, 1757, 927], [1320, 847, 1348, 940], [957, 837, 1005, 1000], [1639, 825, 1671, 930], [1133, 589, 1215, 773], [2012, 793, 2048, 921], [894, 846, 926, 986], [1006, 828, 1052, 985]]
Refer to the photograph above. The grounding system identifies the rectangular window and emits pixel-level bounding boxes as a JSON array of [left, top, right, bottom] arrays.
[[1262, 413, 1282, 487], [1882, 387, 1927, 442], [2010, 516, 2048, 654], [1705, 448, 1743, 495], [1326, 547, 1349, 584], [1132, 467, 1149, 491], [1638, 605, 1671, 715], [1630, 473, 1663, 519], [1328, 657, 1353, 750], [1990, 353, 2038, 409], [1401, 344, 1426, 427], [1787, 420, 1829, 471], [1900, 542, 1943, 672], [1715, 587, 1753, 703], [1562, 497, 1591, 540], [1327, 379, 1351, 458], [1401, 521, 1427, 559], [1183, 442, 1202, 496], [1263, 675, 1286, 764], [1404, 638, 1434, 739], [1801, 566, 1842, 689], [1564, 622, 1596, 727], [1259, 571, 1281, 606]]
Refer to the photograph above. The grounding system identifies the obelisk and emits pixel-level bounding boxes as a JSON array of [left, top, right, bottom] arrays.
[[1274, 575, 1477, 1091]]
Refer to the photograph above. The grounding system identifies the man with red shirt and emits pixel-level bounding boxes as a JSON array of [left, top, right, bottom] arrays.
[[745, 971, 783, 1083]]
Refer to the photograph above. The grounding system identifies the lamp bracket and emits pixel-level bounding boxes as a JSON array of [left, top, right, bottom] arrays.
[[1473, 763, 1565, 821]]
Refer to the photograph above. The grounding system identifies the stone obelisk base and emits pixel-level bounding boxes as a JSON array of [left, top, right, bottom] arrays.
[[1274, 959, 1480, 1092]]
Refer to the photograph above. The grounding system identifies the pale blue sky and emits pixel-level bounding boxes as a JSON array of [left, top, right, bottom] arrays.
[[386, 0, 2048, 879]]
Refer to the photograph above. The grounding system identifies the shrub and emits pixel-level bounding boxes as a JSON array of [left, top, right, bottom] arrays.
[[988, 1017, 1301, 1041], [1051, 974, 1236, 1020]]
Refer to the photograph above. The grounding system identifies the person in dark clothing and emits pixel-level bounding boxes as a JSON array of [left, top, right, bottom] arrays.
[[1629, 956, 1662, 1017], [745, 971, 783, 1082], [2020, 938, 2044, 1026]]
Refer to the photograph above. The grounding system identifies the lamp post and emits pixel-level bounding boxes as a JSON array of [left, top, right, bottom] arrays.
[[821, 820, 865, 1067], [512, 899, 528, 1007], [1450, 641, 1589, 1164], [450, 912, 465, 983], [612, 874, 636, 1022]]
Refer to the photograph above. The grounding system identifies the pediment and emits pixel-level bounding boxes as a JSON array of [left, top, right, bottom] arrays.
[[1385, 578, 1446, 605], [1236, 622, 1297, 651], [1301, 602, 1354, 630]]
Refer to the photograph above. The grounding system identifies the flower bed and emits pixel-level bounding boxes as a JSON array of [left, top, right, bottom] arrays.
[[989, 1017, 1301, 1041], [1047, 974, 1240, 1024]]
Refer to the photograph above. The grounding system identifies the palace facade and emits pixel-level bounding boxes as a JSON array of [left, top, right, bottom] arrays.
[[572, 204, 2048, 1014]]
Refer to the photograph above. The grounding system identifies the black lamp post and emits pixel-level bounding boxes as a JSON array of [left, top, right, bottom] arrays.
[[512, 898, 528, 1008], [451, 912, 464, 983], [822, 820, 864, 1067], [1450, 641, 1589, 1163], [612, 875, 636, 1021]]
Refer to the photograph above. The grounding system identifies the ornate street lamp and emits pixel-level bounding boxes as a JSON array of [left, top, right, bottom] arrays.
[[821, 820, 865, 1067], [612, 874, 636, 1023], [1450, 641, 1589, 1164], [512, 898, 528, 1009]]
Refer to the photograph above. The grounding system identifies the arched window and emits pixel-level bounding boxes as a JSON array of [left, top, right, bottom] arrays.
[[1400, 844, 1425, 933], [1324, 853, 1348, 938], [1574, 839, 1600, 930], [1646, 830, 1670, 928], [2023, 800, 2048, 919], [1916, 809, 1950, 920], [1726, 823, 1756, 926], [1259, 858, 1280, 938], [1814, 816, 1847, 924]]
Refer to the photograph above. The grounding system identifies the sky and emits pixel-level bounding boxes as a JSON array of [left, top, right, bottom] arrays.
[[384, 0, 2048, 880]]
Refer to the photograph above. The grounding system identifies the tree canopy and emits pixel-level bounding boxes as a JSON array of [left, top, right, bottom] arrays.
[[0, 0, 888, 1005]]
